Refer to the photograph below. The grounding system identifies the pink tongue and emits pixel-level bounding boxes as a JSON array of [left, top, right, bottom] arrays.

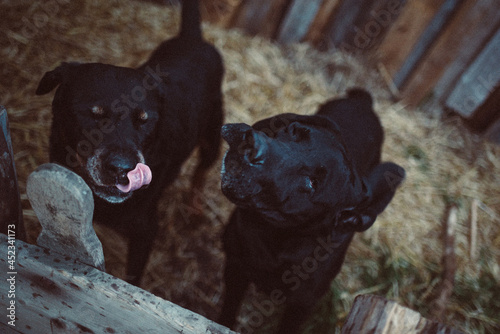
[[116, 163, 152, 193]]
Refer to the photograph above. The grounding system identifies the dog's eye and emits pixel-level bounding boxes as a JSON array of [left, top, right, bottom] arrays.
[[286, 122, 310, 141], [306, 176, 319, 192], [90, 105, 105, 118], [136, 109, 149, 124]]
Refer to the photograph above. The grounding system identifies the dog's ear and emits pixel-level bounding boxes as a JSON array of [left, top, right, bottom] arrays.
[[335, 162, 405, 232], [36, 62, 80, 95]]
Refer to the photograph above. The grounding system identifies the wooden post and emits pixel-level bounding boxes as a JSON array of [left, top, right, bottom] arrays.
[[341, 295, 465, 334], [26, 163, 105, 271], [0, 106, 26, 242]]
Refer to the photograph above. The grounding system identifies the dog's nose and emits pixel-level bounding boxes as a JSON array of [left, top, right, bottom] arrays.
[[105, 155, 137, 185], [243, 130, 268, 165], [222, 123, 269, 165], [221, 123, 252, 148]]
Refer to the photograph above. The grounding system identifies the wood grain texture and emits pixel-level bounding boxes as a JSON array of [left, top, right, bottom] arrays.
[[0, 106, 26, 242], [341, 294, 464, 334], [0, 234, 235, 334], [401, 0, 500, 106]]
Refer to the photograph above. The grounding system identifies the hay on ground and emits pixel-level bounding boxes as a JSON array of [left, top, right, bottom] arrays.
[[1, 1, 499, 333]]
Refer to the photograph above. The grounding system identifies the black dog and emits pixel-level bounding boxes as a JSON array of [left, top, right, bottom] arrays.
[[35, 0, 224, 285], [218, 89, 405, 333]]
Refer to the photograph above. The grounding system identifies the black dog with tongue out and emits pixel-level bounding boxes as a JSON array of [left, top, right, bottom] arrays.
[[218, 89, 405, 333], [35, 0, 224, 286]]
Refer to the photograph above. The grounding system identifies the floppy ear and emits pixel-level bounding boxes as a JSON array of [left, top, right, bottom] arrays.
[[335, 162, 405, 232], [35, 62, 80, 95]]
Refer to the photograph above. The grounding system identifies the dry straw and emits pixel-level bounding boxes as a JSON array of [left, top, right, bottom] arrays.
[[1, 0, 499, 332]]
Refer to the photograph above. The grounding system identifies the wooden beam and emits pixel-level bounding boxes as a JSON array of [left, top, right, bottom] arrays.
[[326, 0, 366, 50], [305, 0, 342, 47], [445, 28, 500, 120], [276, 0, 324, 44], [0, 106, 26, 242], [324, 0, 409, 55], [230, 0, 292, 38], [341, 295, 464, 334], [401, 0, 500, 107], [433, 21, 500, 104], [377, 0, 447, 78], [393, 0, 463, 89], [0, 234, 236, 334]]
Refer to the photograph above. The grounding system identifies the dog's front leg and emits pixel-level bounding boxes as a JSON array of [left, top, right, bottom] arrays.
[[125, 215, 158, 286], [218, 262, 250, 329], [277, 301, 315, 334]]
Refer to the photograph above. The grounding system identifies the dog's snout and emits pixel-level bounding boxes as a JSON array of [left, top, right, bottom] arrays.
[[244, 130, 268, 165], [221, 123, 252, 148], [105, 155, 137, 185]]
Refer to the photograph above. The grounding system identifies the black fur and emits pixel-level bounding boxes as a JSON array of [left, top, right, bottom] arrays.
[[218, 89, 405, 333], [35, 0, 224, 286]]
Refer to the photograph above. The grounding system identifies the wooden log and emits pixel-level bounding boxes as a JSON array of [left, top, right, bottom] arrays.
[[341, 295, 464, 334], [377, 0, 447, 78], [26, 163, 105, 271], [401, 0, 500, 107], [0, 106, 26, 242], [0, 234, 236, 334]]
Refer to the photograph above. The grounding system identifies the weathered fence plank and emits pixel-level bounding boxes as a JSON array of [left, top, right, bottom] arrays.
[[305, 0, 342, 47], [324, 0, 367, 51], [401, 0, 500, 106], [0, 106, 26, 242], [0, 233, 236, 334], [26, 163, 105, 271], [392, 0, 462, 90], [324, 0, 407, 54], [230, 0, 291, 38], [433, 22, 500, 105], [377, 0, 446, 78], [276, 0, 323, 44], [445, 28, 500, 120], [341, 295, 464, 334]]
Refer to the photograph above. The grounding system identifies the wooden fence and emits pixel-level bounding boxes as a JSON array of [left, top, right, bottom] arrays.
[[1, 105, 465, 333], [202, 0, 500, 140]]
